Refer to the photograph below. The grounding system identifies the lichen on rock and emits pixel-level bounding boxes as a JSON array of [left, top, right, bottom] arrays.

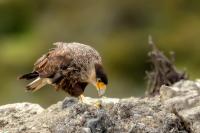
[[1, 80, 200, 132]]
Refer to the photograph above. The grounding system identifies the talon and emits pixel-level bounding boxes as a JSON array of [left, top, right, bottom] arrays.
[[78, 95, 102, 108], [94, 100, 102, 108]]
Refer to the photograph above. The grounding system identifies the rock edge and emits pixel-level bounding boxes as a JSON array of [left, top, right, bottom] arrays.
[[1, 80, 200, 133]]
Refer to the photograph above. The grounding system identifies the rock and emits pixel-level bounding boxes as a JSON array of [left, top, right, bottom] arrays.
[[160, 80, 200, 132], [1, 80, 200, 133], [0, 103, 44, 133]]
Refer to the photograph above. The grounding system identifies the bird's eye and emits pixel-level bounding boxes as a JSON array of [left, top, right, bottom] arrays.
[[97, 78, 101, 82]]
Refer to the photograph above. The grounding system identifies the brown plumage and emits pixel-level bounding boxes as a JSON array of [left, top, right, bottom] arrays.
[[19, 42, 108, 97]]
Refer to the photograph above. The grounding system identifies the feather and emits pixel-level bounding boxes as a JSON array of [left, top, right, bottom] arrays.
[[26, 77, 51, 92], [18, 71, 39, 80]]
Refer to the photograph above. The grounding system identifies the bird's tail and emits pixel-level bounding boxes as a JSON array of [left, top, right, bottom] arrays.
[[26, 77, 48, 92], [18, 71, 39, 80], [18, 71, 49, 92]]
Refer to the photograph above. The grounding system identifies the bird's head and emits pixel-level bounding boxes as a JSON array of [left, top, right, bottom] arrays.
[[89, 64, 108, 97]]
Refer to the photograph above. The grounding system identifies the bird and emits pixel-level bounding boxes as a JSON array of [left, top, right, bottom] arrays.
[[18, 42, 108, 102]]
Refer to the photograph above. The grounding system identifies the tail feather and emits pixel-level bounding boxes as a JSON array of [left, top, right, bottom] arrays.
[[18, 71, 39, 80], [26, 77, 49, 92]]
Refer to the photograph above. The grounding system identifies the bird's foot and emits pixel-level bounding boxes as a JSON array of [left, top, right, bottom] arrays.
[[78, 95, 92, 105], [93, 100, 102, 108], [78, 95, 102, 108]]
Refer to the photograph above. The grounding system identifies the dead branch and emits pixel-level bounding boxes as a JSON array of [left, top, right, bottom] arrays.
[[145, 35, 187, 96]]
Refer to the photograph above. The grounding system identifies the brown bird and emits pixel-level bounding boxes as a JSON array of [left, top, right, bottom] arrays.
[[19, 42, 108, 101]]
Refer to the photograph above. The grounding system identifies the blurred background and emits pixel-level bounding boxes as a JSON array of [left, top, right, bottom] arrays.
[[0, 0, 200, 107]]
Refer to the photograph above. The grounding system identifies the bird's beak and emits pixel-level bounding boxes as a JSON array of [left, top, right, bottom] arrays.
[[96, 82, 107, 97]]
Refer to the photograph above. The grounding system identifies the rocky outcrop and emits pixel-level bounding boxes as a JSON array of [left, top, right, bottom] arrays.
[[160, 80, 200, 133], [1, 80, 200, 133]]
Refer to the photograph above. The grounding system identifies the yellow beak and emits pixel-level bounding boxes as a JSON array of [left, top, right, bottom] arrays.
[[96, 82, 107, 97]]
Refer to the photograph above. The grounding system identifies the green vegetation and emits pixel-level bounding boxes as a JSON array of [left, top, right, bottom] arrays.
[[0, 0, 200, 107]]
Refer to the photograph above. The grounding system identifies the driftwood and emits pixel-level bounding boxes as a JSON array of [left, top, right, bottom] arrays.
[[146, 36, 187, 96]]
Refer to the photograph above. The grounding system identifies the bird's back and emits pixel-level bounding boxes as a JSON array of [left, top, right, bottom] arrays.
[[54, 42, 102, 67], [57, 42, 101, 60]]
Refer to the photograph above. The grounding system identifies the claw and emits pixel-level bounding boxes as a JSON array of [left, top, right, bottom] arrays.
[[94, 100, 102, 108], [78, 95, 102, 108]]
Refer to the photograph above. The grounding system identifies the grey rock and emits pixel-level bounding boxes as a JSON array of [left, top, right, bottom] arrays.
[[160, 80, 200, 133], [1, 80, 200, 133]]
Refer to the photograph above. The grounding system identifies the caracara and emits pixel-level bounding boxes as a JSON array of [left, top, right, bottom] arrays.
[[19, 42, 108, 101]]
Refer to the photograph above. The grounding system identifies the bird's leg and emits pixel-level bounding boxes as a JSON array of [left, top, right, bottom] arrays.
[[52, 84, 60, 91], [54, 86, 60, 91], [79, 94, 85, 103]]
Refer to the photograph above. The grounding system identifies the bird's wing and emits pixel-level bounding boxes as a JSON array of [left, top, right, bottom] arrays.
[[34, 48, 72, 78]]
